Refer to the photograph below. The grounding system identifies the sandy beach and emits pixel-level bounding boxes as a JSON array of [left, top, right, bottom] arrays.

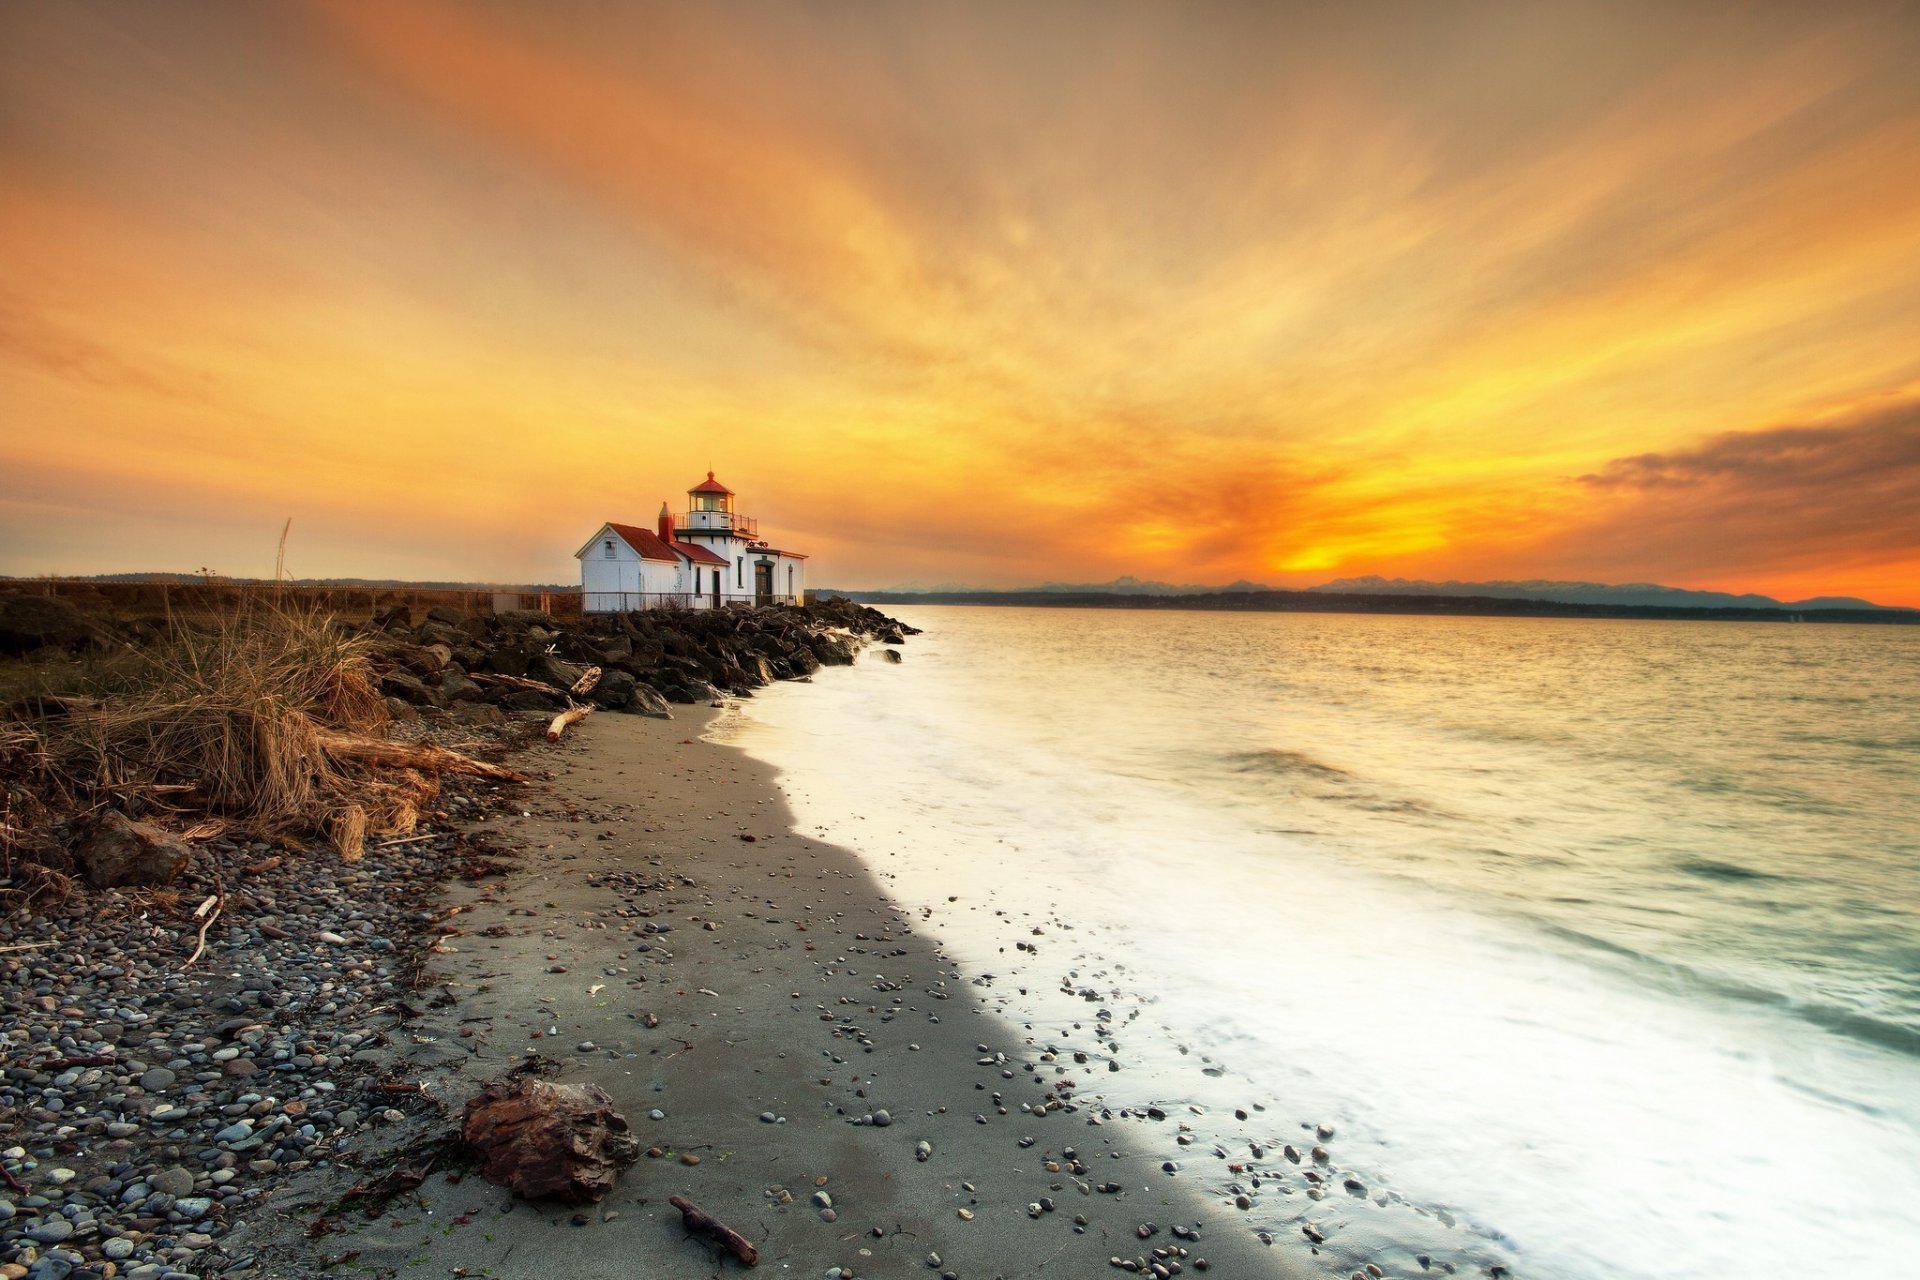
[[232, 706, 1308, 1279]]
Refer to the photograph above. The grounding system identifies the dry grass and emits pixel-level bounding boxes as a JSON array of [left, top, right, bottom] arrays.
[[9, 599, 433, 862]]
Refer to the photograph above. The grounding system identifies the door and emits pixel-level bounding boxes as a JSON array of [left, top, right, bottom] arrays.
[[754, 560, 774, 607]]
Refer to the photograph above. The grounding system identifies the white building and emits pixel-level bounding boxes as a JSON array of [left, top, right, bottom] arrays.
[[576, 473, 809, 612]]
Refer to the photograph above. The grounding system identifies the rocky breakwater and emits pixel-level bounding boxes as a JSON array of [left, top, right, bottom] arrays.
[[364, 598, 916, 727]]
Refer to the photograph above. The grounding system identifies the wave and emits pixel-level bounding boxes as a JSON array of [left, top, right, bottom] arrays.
[[1672, 857, 1788, 883], [1222, 747, 1351, 779], [1541, 923, 1920, 1059]]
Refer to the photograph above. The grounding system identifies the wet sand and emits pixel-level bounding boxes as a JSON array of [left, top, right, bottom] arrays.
[[237, 706, 1310, 1278]]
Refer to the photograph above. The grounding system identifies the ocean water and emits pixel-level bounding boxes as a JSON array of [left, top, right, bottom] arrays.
[[712, 606, 1920, 1279]]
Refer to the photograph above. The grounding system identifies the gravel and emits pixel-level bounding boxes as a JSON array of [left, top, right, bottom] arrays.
[[0, 774, 520, 1279]]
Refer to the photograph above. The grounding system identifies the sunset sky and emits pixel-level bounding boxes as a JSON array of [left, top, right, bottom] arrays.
[[4, 1, 1919, 603]]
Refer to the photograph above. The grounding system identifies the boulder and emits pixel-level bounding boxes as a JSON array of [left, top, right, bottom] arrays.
[[0, 596, 89, 655], [880, 648, 902, 663], [438, 667, 485, 703], [498, 689, 560, 712], [379, 668, 443, 708], [452, 701, 507, 728], [483, 647, 531, 677], [426, 605, 466, 627], [589, 669, 637, 710], [627, 683, 673, 719], [808, 633, 857, 665], [463, 1078, 639, 1204], [392, 644, 447, 677], [530, 653, 587, 692], [74, 812, 193, 888]]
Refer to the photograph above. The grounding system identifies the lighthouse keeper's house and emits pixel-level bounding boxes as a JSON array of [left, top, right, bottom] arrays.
[[575, 473, 808, 612]]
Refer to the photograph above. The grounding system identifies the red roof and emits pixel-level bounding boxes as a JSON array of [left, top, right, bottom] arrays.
[[689, 470, 733, 496], [673, 540, 728, 566], [605, 522, 681, 563]]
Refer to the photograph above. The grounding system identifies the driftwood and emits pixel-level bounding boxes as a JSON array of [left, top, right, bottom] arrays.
[[546, 703, 593, 743], [467, 672, 564, 697], [669, 1195, 758, 1266], [568, 666, 602, 697], [314, 730, 527, 782], [463, 1078, 639, 1203]]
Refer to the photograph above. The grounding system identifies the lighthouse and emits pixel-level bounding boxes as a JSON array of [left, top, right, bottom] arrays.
[[575, 472, 809, 611]]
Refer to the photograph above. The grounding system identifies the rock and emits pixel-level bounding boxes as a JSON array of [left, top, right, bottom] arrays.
[[148, 1168, 193, 1198], [438, 667, 484, 702], [529, 653, 587, 692], [626, 683, 674, 719], [807, 633, 857, 666], [880, 649, 901, 663], [451, 701, 507, 727], [0, 596, 89, 654], [589, 669, 637, 710], [72, 812, 192, 888], [139, 1068, 177, 1092], [378, 668, 443, 708], [25, 1218, 73, 1243], [463, 1078, 640, 1204]]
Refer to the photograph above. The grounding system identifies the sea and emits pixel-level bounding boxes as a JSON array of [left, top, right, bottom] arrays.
[[710, 606, 1920, 1279]]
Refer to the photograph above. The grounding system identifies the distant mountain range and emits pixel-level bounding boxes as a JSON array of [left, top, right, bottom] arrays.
[[868, 574, 1901, 611], [1306, 576, 1893, 611]]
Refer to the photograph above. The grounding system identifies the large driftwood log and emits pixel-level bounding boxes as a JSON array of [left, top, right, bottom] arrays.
[[669, 1195, 759, 1266], [569, 666, 602, 697], [546, 703, 593, 742], [314, 729, 526, 782], [467, 672, 565, 697]]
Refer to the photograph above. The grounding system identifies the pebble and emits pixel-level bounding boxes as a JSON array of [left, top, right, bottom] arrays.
[[0, 819, 504, 1276], [149, 1169, 193, 1198]]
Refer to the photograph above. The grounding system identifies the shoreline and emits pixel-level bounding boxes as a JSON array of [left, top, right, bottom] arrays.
[[228, 706, 1313, 1278]]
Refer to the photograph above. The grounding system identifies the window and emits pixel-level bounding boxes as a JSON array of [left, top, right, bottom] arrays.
[[736, 557, 743, 587], [603, 540, 615, 559]]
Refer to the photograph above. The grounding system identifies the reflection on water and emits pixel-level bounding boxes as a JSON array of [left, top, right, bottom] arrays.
[[717, 607, 1920, 1278]]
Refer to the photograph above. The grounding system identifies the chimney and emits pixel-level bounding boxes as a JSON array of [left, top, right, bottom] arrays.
[[657, 501, 673, 543]]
